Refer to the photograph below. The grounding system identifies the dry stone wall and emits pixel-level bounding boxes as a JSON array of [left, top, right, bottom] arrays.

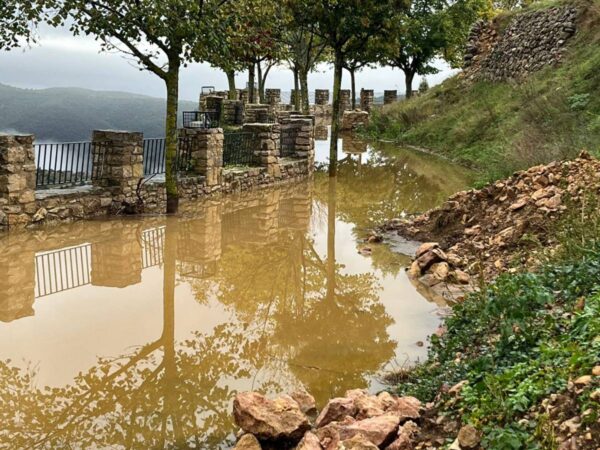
[[463, 5, 579, 81]]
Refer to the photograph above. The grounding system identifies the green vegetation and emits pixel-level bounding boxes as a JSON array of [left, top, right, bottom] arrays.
[[365, 0, 600, 183], [393, 197, 600, 448]]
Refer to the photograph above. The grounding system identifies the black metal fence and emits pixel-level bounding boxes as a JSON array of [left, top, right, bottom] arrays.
[[223, 132, 256, 167], [143, 137, 194, 176], [35, 141, 107, 189], [182, 111, 220, 129]]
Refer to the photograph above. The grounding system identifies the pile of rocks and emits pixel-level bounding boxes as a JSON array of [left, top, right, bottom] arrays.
[[232, 389, 467, 450], [382, 152, 600, 288], [463, 5, 578, 81]]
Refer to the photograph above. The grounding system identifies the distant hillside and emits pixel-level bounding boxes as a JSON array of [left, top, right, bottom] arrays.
[[0, 84, 197, 142]]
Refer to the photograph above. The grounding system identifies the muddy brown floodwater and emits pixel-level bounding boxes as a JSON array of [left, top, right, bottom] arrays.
[[0, 131, 473, 449]]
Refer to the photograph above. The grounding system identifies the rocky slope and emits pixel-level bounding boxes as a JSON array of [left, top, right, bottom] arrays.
[[379, 152, 600, 302]]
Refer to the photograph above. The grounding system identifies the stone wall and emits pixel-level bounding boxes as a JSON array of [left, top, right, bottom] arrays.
[[0, 123, 315, 231], [463, 5, 578, 81], [244, 104, 274, 124], [221, 99, 244, 126]]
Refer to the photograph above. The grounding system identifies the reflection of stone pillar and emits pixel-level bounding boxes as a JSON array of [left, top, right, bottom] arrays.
[[340, 90, 352, 112], [254, 190, 281, 242], [384, 90, 398, 105], [180, 127, 224, 187], [342, 136, 368, 154], [314, 125, 328, 141], [360, 89, 375, 112], [315, 89, 330, 105], [341, 111, 370, 132], [0, 134, 36, 229], [92, 130, 144, 207], [179, 203, 222, 268], [243, 123, 281, 178], [91, 225, 142, 288], [286, 188, 313, 231], [0, 246, 35, 322]]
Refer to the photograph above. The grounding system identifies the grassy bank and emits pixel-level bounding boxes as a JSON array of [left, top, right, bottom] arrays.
[[391, 199, 600, 448], [365, 0, 600, 183]]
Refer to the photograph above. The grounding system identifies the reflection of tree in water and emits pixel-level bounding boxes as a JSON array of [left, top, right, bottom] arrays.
[[0, 186, 396, 448]]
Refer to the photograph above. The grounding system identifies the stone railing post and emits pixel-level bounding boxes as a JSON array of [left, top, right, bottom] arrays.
[[92, 130, 144, 206], [290, 118, 315, 163], [180, 127, 224, 187], [243, 123, 281, 178], [340, 90, 352, 112], [265, 88, 281, 106], [360, 89, 375, 112], [0, 134, 36, 228], [384, 90, 398, 105], [315, 89, 330, 105]]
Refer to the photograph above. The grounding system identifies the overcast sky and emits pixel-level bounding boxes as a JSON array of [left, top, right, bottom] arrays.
[[0, 26, 458, 101]]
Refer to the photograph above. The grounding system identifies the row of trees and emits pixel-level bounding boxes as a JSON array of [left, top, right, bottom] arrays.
[[0, 0, 490, 210]]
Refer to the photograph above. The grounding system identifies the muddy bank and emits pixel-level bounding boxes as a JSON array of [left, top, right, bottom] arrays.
[[378, 152, 600, 300]]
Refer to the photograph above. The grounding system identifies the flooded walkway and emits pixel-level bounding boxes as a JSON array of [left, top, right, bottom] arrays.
[[0, 133, 472, 448]]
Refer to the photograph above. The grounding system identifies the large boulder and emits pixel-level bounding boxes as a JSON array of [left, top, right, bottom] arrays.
[[337, 434, 379, 449], [345, 389, 385, 420], [233, 392, 310, 442], [295, 432, 323, 450], [386, 397, 421, 422], [315, 397, 357, 428], [338, 413, 401, 447], [234, 434, 262, 450], [291, 390, 317, 416]]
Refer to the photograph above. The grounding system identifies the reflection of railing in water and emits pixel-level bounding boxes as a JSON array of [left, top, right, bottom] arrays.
[[35, 244, 92, 298], [141, 227, 166, 269]]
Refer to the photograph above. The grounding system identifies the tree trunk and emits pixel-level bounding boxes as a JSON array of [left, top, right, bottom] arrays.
[[299, 69, 310, 115], [248, 63, 256, 104], [257, 62, 264, 103], [164, 66, 180, 213], [350, 68, 356, 109], [226, 69, 237, 100], [293, 66, 300, 111], [329, 52, 343, 178], [404, 69, 415, 99]]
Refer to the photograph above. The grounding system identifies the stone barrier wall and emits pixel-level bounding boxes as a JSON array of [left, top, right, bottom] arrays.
[[463, 5, 578, 81], [0, 123, 315, 231]]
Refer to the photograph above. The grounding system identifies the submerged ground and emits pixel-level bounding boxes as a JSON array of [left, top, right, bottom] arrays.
[[0, 132, 473, 448]]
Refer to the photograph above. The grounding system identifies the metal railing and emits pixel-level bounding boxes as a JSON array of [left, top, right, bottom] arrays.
[[223, 132, 256, 167], [34, 244, 92, 298], [182, 111, 220, 129], [141, 226, 165, 269], [35, 141, 107, 189], [143, 137, 194, 176]]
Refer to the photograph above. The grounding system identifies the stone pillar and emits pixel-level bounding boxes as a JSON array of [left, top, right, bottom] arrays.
[[265, 88, 281, 106], [240, 89, 249, 105], [384, 90, 398, 105], [290, 118, 315, 163], [315, 89, 330, 105], [91, 223, 142, 288], [92, 130, 144, 206], [222, 100, 244, 126], [244, 104, 273, 124], [0, 134, 37, 228], [243, 123, 281, 178], [340, 90, 352, 112], [360, 89, 375, 112], [180, 127, 224, 187]]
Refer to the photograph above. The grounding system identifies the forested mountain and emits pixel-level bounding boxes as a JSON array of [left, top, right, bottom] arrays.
[[0, 84, 196, 142]]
